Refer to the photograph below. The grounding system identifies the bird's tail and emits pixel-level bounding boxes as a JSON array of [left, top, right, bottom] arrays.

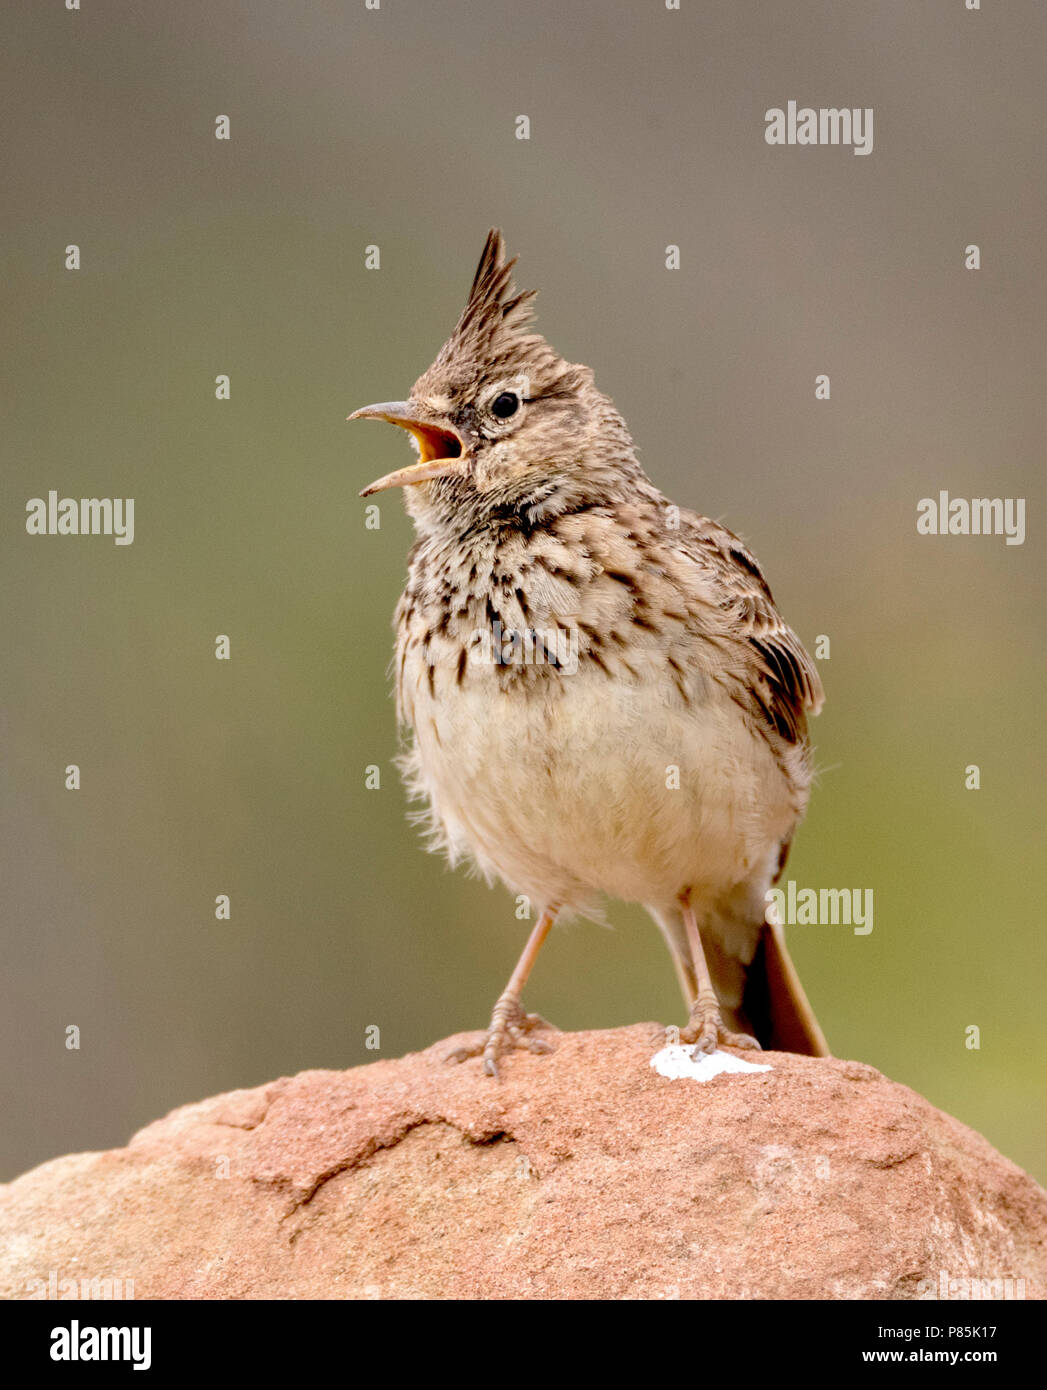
[[741, 919, 829, 1057]]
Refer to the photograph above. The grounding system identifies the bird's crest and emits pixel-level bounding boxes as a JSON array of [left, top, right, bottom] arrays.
[[456, 229, 537, 344], [424, 230, 559, 385]]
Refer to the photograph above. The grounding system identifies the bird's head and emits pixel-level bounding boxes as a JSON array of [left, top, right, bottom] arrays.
[[350, 230, 647, 532]]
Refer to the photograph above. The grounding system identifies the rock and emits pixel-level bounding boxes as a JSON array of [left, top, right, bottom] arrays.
[[1, 1024, 1044, 1300]]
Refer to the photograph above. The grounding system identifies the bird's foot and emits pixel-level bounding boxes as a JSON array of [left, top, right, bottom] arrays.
[[446, 992, 559, 1079], [681, 996, 761, 1057]]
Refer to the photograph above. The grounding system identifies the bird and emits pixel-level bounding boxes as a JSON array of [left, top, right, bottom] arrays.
[[349, 229, 828, 1077]]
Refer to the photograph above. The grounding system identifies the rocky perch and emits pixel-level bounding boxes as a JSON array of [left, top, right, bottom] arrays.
[[1, 1024, 1044, 1300]]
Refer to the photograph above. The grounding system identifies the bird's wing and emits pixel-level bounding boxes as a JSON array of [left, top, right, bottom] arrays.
[[670, 509, 824, 746]]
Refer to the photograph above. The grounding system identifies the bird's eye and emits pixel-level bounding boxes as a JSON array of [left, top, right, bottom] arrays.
[[490, 391, 519, 419]]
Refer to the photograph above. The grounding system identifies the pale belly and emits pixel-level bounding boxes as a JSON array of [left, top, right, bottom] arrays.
[[401, 660, 798, 919]]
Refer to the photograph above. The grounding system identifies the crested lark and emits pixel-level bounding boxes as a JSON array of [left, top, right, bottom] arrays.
[[351, 230, 828, 1076]]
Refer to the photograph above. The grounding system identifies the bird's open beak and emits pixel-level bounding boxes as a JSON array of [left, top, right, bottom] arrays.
[[349, 401, 469, 496]]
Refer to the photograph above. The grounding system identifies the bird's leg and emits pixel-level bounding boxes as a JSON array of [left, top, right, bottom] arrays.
[[678, 892, 761, 1055], [446, 909, 559, 1079], [667, 938, 698, 1012]]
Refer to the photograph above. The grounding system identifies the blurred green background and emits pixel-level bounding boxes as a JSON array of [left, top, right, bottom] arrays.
[[2, 0, 1044, 1184]]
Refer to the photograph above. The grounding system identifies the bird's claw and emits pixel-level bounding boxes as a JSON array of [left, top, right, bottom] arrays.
[[681, 1003, 761, 1057], [446, 995, 559, 1079]]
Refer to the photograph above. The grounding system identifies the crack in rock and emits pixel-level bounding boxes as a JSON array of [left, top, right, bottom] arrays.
[[279, 1116, 520, 1223]]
